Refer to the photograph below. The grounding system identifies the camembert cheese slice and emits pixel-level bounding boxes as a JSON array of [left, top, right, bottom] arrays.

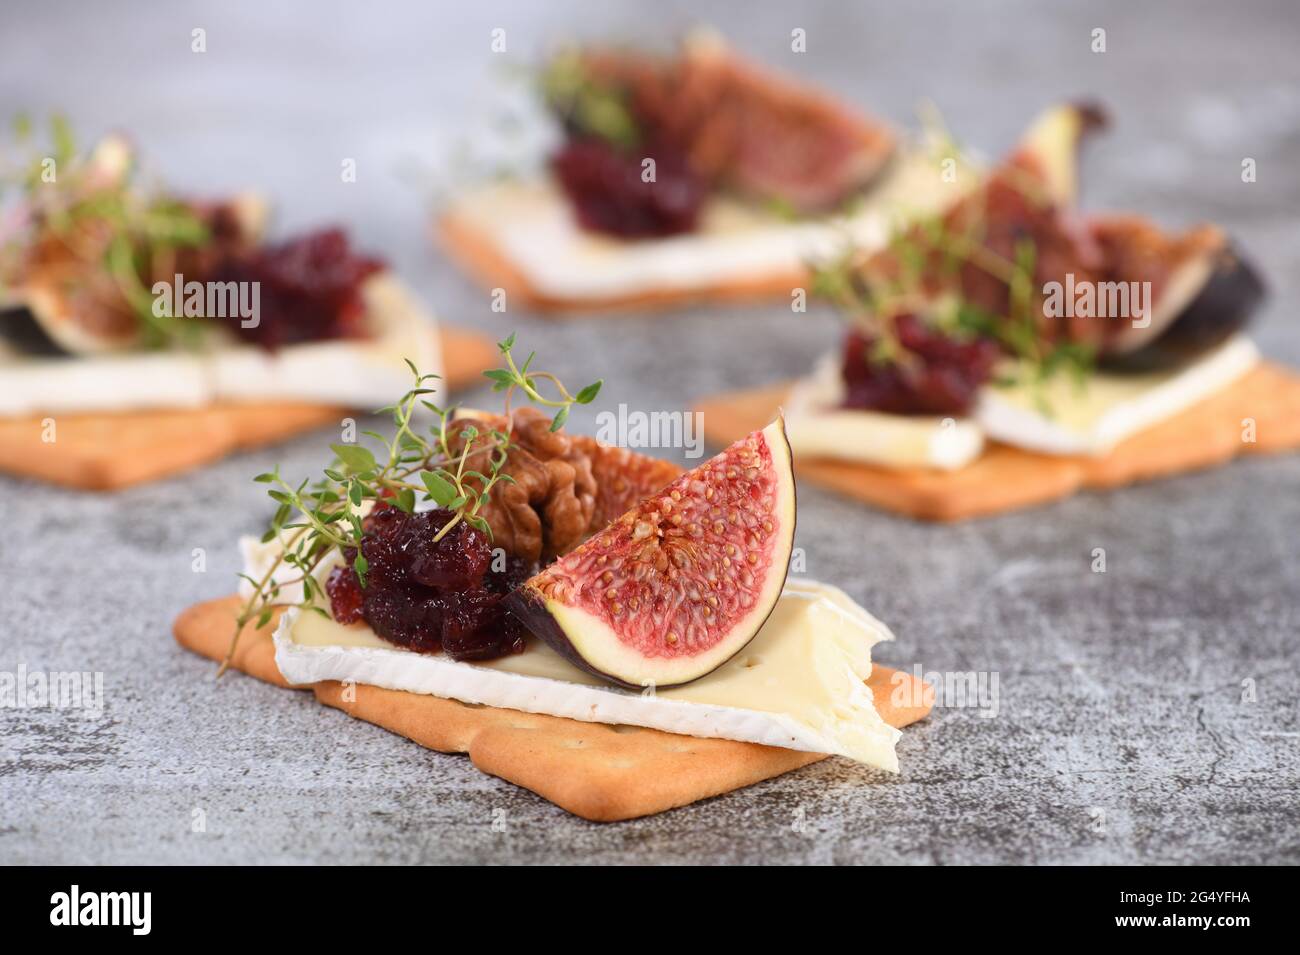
[[0, 273, 442, 415], [272, 578, 904, 771], [977, 334, 1259, 456], [784, 352, 985, 470]]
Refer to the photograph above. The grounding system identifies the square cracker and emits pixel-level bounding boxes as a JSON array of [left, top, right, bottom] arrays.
[[695, 363, 1300, 522], [0, 326, 498, 490], [173, 596, 933, 822]]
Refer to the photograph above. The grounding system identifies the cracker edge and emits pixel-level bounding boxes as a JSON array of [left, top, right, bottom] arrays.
[[174, 595, 934, 821]]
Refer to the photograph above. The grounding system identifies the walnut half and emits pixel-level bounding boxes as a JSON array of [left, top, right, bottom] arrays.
[[447, 407, 682, 564]]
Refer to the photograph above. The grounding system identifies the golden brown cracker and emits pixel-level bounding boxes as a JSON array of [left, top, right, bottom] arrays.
[[437, 211, 805, 315], [0, 402, 344, 491], [0, 325, 496, 490], [174, 595, 932, 821], [437, 324, 500, 389], [172, 598, 296, 689], [695, 363, 1300, 522]]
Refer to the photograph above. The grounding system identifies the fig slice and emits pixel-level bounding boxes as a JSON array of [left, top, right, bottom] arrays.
[[1008, 101, 1108, 209], [507, 418, 796, 689], [1091, 217, 1266, 371]]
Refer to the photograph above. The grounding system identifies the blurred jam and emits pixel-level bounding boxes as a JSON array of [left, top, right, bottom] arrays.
[[552, 137, 706, 238], [218, 228, 384, 348], [840, 317, 1003, 416]]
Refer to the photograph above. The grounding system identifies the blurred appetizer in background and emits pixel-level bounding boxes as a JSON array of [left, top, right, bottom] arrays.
[[174, 339, 932, 821], [439, 29, 967, 313], [698, 103, 1300, 520], [0, 119, 494, 490]]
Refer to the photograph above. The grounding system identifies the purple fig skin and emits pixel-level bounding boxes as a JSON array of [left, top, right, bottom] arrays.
[[502, 585, 644, 688], [1099, 243, 1266, 373], [505, 420, 798, 692]]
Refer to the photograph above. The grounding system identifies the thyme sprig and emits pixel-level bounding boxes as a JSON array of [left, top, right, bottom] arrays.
[[221, 336, 602, 676], [0, 114, 212, 347], [539, 49, 641, 149], [811, 144, 1094, 390]]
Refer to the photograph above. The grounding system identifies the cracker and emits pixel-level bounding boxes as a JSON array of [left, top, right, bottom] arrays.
[[173, 597, 296, 689], [695, 363, 1300, 521], [438, 211, 805, 315], [174, 595, 933, 821], [0, 325, 497, 490]]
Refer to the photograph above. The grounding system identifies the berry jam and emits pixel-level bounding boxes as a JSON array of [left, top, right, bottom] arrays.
[[551, 137, 706, 238], [326, 507, 533, 662], [840, 315, 1003, 416], [325, 566, 365, 624], [219, 228, 384, 349]]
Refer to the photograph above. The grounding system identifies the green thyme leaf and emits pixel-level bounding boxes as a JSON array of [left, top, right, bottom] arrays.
[[420, 470, 457, 506], [550, 404, 570, 432], [331, 443, 377, 474]]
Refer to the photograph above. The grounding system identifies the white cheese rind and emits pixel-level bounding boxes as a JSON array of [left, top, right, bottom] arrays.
[[274, 621, 842, 755], [271, 578, 903, 770], [0, 351, 213, 414], [976, 335, 1259, 456], [0, 273, 442, 415], [785, 352, 984, 470]]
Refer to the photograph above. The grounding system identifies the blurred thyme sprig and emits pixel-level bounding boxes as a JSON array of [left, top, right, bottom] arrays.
[[0, 114, 211, 347], [221, 336, 602, 676], [810, 149, 1095, 392], [539, 50, 640, 149]]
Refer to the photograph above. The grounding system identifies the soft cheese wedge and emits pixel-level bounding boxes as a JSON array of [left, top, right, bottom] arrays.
[[444, 144, 969, 304], [0, 273, 442, 415], [272, 578, 904, 771], [785, 352, 985, 470], [785, 335, 1258, 467], [977, 335, 1259, 456]]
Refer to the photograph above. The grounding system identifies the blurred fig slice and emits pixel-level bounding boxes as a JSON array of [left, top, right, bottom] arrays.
[[674, 33, 897, 212], [507, 418, 796, 689], [1093, 216, 1266, 371], [8, 174, 268, 356], [1008, 101, 1108, 208], [574, 33, 897, 213]]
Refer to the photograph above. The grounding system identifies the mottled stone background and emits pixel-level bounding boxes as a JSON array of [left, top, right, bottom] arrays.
[[1, 0, 1297, 864]]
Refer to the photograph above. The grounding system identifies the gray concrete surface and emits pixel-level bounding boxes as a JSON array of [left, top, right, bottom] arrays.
[[1, 0, 1298, 864]]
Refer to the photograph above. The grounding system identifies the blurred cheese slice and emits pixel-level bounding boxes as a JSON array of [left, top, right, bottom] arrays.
[[0, 273, 442, 415], [444, 144, 968, 303], [273, 578, 904, 771], [977, 335, 1259, 456], [210, 274, 440, 406], [785, 352, 985, 470]]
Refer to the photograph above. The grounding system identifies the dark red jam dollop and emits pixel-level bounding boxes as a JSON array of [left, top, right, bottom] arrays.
[[840, 315, 1003, 416], [220, 228, 384, 349], [551, 137, 706, 238], [325, 507, 534, 661]]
